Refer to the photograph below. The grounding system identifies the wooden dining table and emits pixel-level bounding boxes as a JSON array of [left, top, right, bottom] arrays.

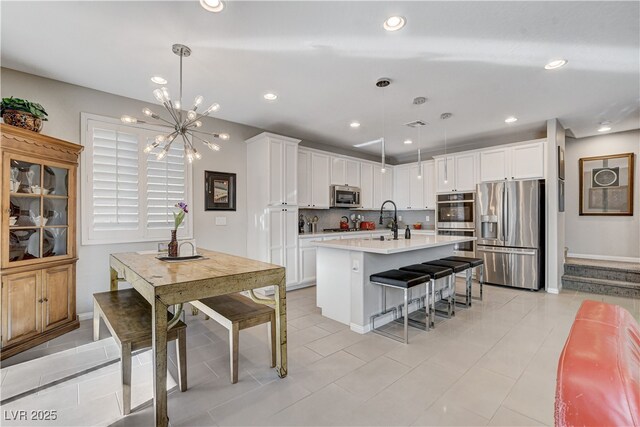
[[109, 248, 287, 427]]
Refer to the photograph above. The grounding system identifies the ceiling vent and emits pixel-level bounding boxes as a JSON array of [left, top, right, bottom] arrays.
[[404, 120, 428, 128]]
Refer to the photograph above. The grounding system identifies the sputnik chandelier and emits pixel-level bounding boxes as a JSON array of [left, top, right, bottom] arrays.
[[121, 44, 229, 163]]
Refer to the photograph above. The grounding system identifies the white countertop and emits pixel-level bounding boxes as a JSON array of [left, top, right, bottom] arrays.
[[313, 234, 475, 254], [299, 229, 435, 238]]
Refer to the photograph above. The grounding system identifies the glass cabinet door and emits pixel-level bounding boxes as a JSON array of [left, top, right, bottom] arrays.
[[7, 158, 70, 264]]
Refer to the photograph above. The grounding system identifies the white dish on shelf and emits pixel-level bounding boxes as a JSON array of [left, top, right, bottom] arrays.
[[9, 216, 17, 226], [10, 181, 20, 192], [33, 216, 48, 226], [30, 186, 50, 195]]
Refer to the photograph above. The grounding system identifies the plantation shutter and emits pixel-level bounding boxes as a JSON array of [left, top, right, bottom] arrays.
[[91, 127, 140, 231], [82, 115, 192, 245], [146, 139, 187, 230]]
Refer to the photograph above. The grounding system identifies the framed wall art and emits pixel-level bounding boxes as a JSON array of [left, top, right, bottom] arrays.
[[205, 171, 236, 211], [579, 152, 634, 216]]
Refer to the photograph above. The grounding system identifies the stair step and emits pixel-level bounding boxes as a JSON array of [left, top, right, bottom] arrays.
[[564, 257, 640, 283], [562, 274, 640, 298]]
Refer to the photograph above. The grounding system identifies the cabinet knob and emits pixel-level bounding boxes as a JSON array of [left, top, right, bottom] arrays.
[[43, 298, 48, 302], [38, 299, 43, 303]]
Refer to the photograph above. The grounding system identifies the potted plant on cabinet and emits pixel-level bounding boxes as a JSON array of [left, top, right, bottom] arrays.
[[1, 97, 48, 133]]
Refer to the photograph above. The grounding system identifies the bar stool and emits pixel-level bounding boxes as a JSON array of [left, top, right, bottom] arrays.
[[442, 256, 485, 302], [423, 259, 470, 312], [399, 264, 453, 329], [369, 269, 429, 344]]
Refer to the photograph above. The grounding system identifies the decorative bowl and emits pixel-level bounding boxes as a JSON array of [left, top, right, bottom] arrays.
[[413, 223, 422, 230], [30, 186, 50, 195], [2, 110, 43, 133]]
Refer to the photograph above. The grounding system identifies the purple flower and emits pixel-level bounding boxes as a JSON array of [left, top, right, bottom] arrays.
[[175, 202, 188, 213]]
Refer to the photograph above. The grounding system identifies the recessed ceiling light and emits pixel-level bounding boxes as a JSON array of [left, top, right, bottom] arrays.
[[200, 0, 224, 12], [544, 59, 567, 70], [151, 76, 167, 85], [404, 139, 413, 145], [505, 116, 518, 123], [598, 125, 612, 132], [350, 121, 361, 128], [263, 93, 278, 101], [383, 16, 406, 32]]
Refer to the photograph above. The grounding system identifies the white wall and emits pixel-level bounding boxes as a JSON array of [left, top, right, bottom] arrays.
[[565, 129, 640, 261], [545, 119, 566, 293], [1, 68, 265, 313]]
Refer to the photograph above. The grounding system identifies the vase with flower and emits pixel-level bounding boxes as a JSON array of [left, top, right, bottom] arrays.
[[168, 201, 188, 257]]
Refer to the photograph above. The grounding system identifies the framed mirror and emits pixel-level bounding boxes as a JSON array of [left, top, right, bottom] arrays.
[[205, 171, 236, 211], [579, 152, 634, 216]]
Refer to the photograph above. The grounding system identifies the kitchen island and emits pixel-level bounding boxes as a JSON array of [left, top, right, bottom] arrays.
[[314, 234, 476, 333]]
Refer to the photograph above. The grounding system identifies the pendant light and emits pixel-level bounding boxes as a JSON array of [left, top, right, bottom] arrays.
[[120, 44, 229, 163], [440, 113, 452, 183], [417, 124, 423, 179], [377, 78, 391, 173]]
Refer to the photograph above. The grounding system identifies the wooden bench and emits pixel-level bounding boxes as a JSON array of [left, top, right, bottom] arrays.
[[190, 293, 275, 384], [93, 289, 187, 415]]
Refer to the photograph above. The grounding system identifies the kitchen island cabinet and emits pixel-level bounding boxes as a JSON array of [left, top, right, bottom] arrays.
[[314, 234, 474, 333]]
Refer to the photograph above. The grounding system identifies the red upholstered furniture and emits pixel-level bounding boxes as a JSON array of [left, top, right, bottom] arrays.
[[555, 300, 640, 427]]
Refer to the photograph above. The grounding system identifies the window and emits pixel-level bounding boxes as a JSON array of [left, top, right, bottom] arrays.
[[81, 113, 192, 245]]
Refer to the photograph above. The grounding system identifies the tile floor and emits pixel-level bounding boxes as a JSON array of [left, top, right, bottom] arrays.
[[2, 281, 639, 427]]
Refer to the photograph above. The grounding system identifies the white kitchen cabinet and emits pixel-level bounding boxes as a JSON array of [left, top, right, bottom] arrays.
[[360, 162, 374, 209], [435, 156, 454, 193], [454, 152, 478, 192], [298, 150, 331, 208], [511, 141, 544, 179], [331, 156, 360, 186], [435, 153, 478, 193], [480, 147, 509, 182], [246, 132, 301, 290], [479, 140, 545, 182], [330, 157, 346, 185], [311, 153, 331, 207], [394, 166, 410, 209], [298, 236, 322, 284], [268, 207, 299, 286], [422, 161, 436, 209], [345, 160, 360, 187], [409, 164, 424, 210], [247, 133, 299, 206], [298, 150, 311, 207], [373, 165, 394, 209]]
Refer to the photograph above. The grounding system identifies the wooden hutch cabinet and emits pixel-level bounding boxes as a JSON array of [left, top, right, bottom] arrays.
[[0, 124, 82, 360]]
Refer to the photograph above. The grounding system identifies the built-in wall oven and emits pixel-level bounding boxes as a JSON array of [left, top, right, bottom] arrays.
[[437, 192, 475, 229], [437, 192, 476, 256]]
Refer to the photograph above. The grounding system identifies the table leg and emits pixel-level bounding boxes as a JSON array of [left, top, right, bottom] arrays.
[[110, 267, 119, 291], [152, 296, 169, 427], [274, 275, 288, 378]]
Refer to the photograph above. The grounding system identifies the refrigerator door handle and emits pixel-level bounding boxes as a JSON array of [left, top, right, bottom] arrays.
[[477, 246, 536, 256], [501, 184, 507, 241]]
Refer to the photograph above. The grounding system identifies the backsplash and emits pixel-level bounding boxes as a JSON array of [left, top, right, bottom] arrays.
[[299, 208, 435, 232]]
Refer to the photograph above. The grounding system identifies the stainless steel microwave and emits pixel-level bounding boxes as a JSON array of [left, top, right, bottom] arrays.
[[330, 185, 361, 208]]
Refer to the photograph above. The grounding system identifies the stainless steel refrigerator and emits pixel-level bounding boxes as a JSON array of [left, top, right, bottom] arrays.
[[476, 179, 545, 290]]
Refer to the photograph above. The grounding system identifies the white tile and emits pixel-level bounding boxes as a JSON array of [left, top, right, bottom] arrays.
[[292, 350, 365, 392], [412, 398, 490, 426], [502, 370, 556, 426], [442, 368, 515, 419], [489, 407, 547, 426], [305, 328, 366, 356], [335, 356, 410, 400], [210, 380, 311, 425]]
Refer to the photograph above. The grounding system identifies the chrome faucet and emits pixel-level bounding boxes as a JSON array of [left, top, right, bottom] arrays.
[[379, 200, 398, 240]]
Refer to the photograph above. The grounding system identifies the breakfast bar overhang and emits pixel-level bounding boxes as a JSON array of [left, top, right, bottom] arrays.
[[314, 235, 476, 333]]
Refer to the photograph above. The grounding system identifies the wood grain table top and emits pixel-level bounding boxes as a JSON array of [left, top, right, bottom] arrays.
[[110, 248, 284, 288]]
